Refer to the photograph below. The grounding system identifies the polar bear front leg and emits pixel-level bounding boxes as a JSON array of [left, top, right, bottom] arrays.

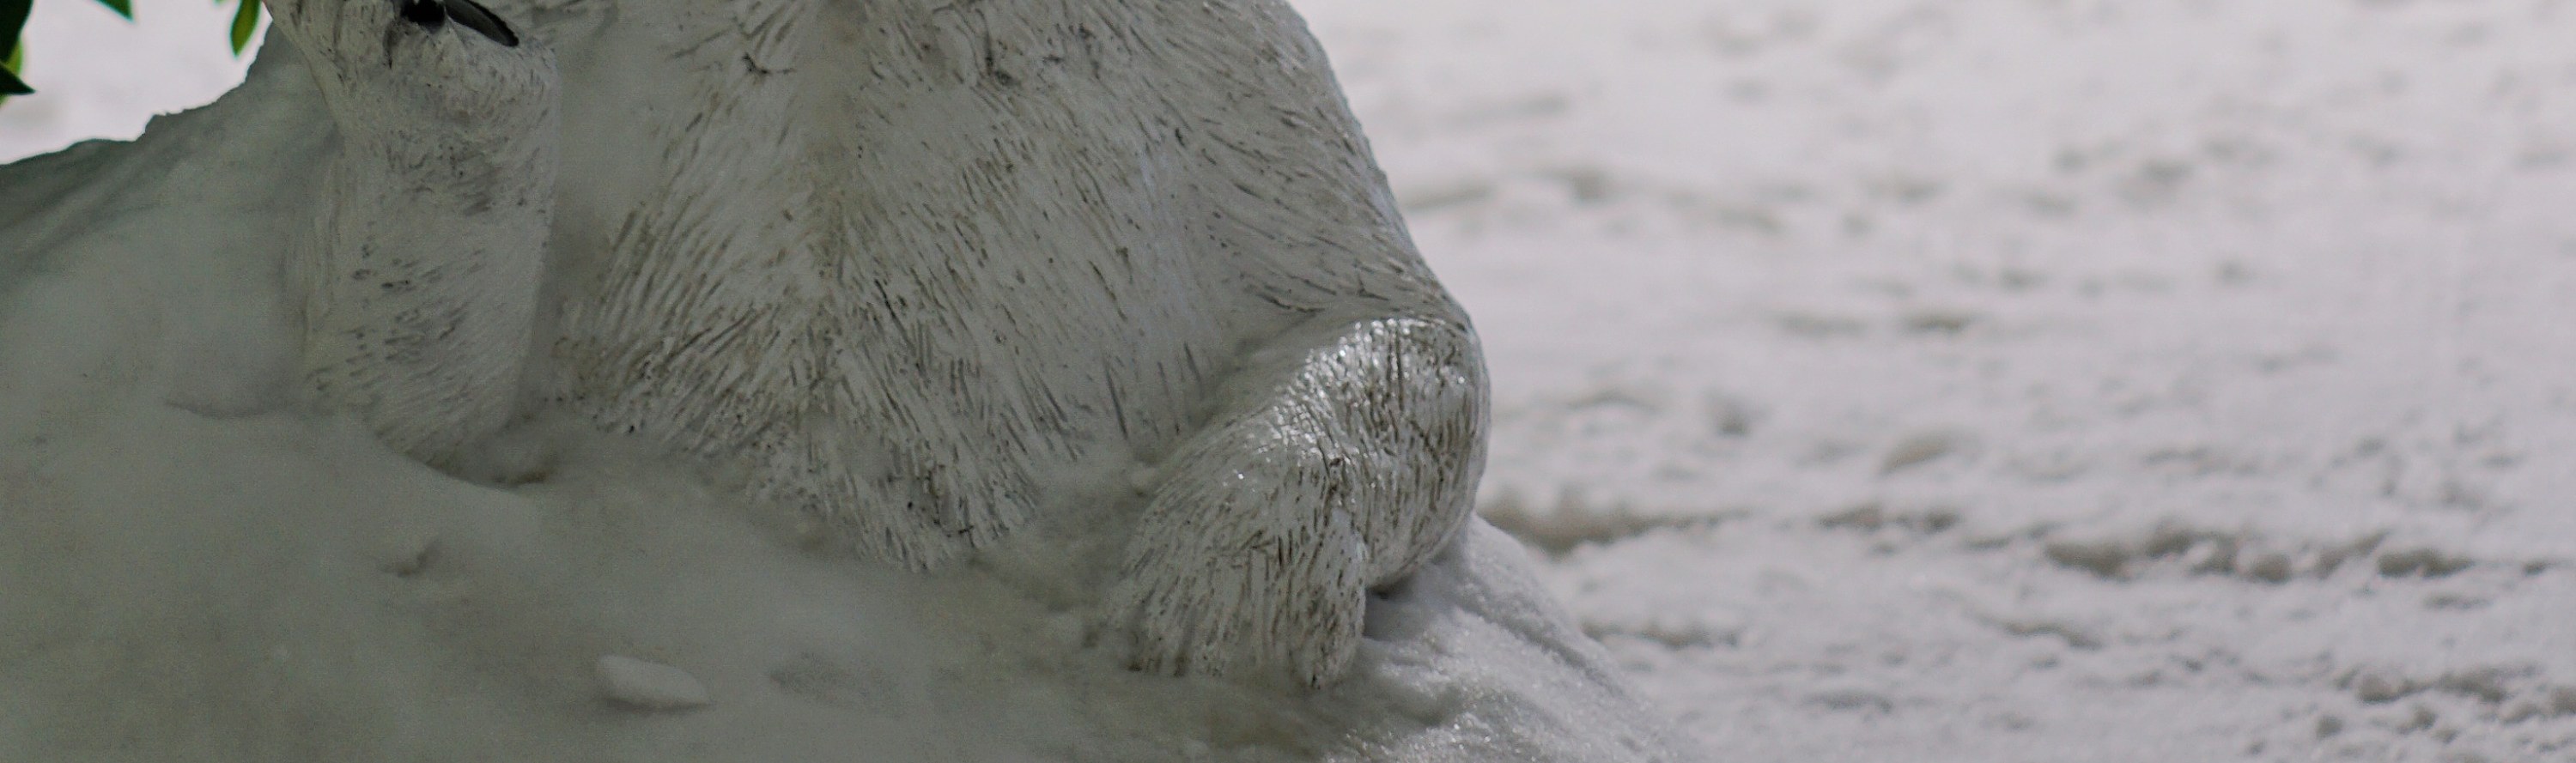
[[1110, 315, 1488, 687], [271, 0, 558, 467]]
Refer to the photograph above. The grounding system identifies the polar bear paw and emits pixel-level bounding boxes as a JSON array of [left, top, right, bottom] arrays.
[[1103, 316, 1487, 687], [1106, 427, 1376, 687]]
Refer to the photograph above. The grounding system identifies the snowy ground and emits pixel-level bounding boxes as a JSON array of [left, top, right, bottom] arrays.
[[9, 0, 2576, 761], [1297, 0, 2576, 760]]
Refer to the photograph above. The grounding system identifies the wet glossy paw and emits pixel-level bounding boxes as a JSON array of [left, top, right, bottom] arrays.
[[1108, 443, 1372, 687]]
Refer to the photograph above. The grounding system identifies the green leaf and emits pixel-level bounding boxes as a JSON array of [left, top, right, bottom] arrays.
[[1, 0, 31, 71], [95, 0, 132, 21], [0, 0, 26, 96], [228, 0, 258, 55]]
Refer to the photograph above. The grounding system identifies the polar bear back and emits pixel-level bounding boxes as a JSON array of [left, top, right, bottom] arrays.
[[540, 0, 1461, 566]]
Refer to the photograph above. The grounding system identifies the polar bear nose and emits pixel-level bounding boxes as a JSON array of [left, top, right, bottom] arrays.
[[398, 0, 520, 47]]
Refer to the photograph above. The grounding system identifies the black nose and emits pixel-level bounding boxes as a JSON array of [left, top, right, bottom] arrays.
[[398, 0, 520, 48], [441, 0, 521, 48], [398, 0, 447, 32]]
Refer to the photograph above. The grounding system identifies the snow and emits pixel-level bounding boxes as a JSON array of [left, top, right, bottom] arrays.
[[1290, 0, 2576, 760], [0, 383, 1675, 759], [596, 655, 716, 712], [8, 0, 2576, 760]]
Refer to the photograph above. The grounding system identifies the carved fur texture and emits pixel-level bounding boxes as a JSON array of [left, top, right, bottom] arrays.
[[284, 0, 1486, 687], [274, 0, 557, 467]]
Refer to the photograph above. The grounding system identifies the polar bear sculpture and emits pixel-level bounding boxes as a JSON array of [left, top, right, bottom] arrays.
[[0, 1, 1713, 758], [265, 0, 1485, 687]]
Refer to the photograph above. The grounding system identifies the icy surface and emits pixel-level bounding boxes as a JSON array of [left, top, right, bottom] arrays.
[[9, 0, 2576, 760]]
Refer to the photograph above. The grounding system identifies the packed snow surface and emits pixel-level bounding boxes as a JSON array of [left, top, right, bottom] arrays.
[[9, 0, 2576, 761], [1293, 0, 2576, 760]]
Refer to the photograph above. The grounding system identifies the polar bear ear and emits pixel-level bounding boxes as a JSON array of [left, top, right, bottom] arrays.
[[443, 0, 521, 47]]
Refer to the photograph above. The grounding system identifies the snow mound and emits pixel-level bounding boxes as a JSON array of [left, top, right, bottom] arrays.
[[0, 333, 1692, 761]]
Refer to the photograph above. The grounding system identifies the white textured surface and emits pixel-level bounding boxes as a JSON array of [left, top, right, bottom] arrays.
[[9, 0, 2576, 761], [275, 0, 558, 469], [1292, 0, 2576, 760], [240, 0, 1486, 687]]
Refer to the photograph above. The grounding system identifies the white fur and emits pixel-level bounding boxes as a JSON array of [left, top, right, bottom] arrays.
[[272, 0, 558, 467], [273, 0, 1485, 687]]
